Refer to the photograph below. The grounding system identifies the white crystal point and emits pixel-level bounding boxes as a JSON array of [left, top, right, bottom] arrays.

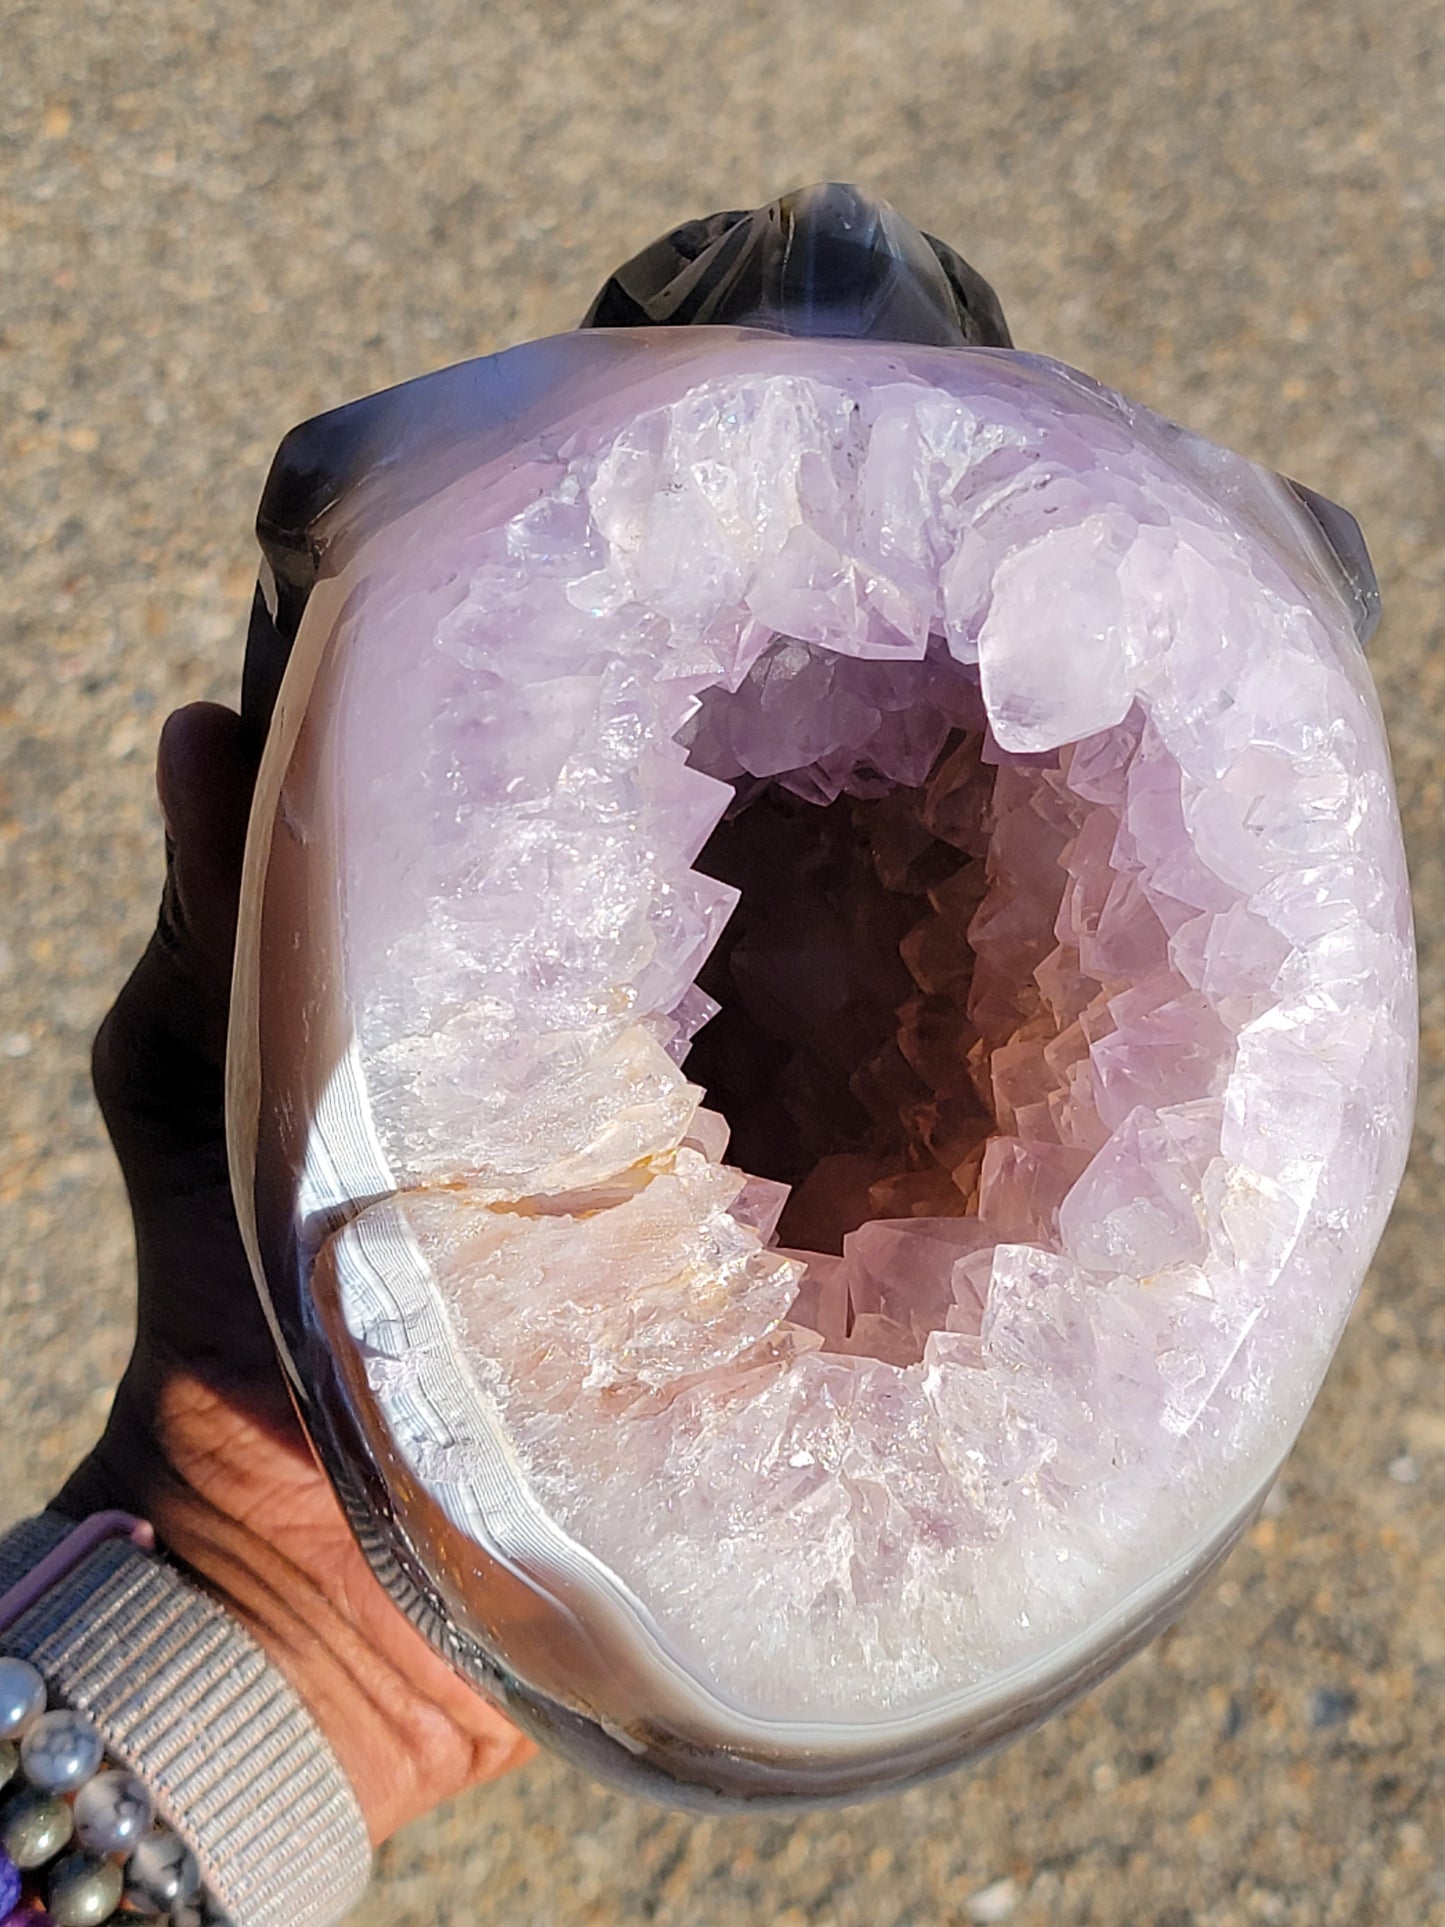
[[230, 328, 1415, 1805], [977, 515, 1139, 751]]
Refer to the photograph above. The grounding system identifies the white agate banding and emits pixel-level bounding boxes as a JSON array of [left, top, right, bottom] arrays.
[[229, 331, 1415, 1795]]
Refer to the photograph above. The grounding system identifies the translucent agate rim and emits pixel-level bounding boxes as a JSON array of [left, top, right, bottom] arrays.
[[229, 328, 1414, 1789]]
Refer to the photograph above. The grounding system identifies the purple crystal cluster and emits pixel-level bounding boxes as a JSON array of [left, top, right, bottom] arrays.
[[237, 327, 1414, 1784]]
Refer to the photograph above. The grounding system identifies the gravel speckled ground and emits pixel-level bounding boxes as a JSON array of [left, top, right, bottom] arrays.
[[3, 3, 1444, 1920]]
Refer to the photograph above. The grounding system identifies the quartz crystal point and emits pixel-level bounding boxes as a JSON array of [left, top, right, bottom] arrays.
[[228, 185, 1416, 1808]]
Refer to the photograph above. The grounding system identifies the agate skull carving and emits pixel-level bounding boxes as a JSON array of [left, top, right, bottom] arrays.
[[228, 186, 1416, 1807]]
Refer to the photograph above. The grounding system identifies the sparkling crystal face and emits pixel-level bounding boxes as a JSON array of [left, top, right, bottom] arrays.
[[230, 320, 1414, 1805]]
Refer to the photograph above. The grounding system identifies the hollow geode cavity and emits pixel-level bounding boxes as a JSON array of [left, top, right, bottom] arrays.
[[228, 187, 1416, 1807]]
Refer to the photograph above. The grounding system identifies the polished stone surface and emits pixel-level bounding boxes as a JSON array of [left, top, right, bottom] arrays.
[[0, 1789, 74, 1872], [278, 328, 1408, 1760], [19, 1712, 103, 1797], [45, 1851, 123, 1927], [72, 1771, 152, 1856], [4, 0, 1444, 1919], [0, 1660, 46, 1744]]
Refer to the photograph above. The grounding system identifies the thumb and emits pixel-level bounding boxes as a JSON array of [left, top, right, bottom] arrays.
[[154, 702, 260, 1013], [92, 702, 260, 1176]]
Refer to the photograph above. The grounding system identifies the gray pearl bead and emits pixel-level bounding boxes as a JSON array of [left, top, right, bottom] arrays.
[[126, 1826, 201, 1910], [20, 1707, 104, 1793], [73, 1768, 152, 1854], [0, 1656, 47, 1740], [0, 1783, 75, 1866], [0, 1737, 17, 1790], [47, 1848, 125, 1926]]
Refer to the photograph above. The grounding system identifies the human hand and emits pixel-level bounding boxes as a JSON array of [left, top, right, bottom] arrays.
[[54, 700, 533, 1845]]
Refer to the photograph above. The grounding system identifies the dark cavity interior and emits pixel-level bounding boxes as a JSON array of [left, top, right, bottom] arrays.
[[681, 639, 1019, 1257]]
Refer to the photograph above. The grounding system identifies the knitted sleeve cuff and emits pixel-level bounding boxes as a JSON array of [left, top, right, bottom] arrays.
[[0, 1512, 371, 1925]]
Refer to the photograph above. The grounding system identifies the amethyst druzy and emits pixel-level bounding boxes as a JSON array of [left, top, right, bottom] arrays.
[[229, 188, 1415, 1806]]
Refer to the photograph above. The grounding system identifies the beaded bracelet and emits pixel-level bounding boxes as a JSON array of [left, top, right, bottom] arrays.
[[0, 1515, 230, 1927]]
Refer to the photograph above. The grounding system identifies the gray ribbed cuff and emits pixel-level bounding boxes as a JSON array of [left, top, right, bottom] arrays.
[[0, 1512, 371, 1926]]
